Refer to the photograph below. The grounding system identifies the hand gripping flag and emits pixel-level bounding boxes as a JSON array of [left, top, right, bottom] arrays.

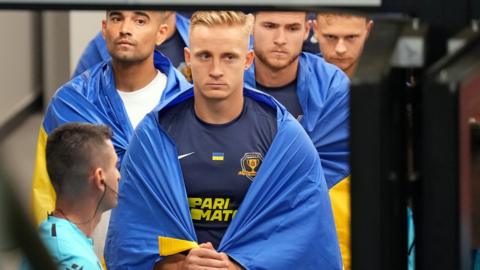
[[105, 88, 342, 270]]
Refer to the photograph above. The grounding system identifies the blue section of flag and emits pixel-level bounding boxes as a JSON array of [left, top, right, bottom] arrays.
[[245, 52, 350, 188], [42, 51, 191, 164], [105, 87, 342, 270]]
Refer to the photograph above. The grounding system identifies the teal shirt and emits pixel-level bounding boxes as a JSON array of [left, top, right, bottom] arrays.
[[23, 216, 102, 270], [408, 208, 415, 270]]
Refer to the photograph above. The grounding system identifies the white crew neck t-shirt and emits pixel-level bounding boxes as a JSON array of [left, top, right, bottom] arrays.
[[117, 70, 167, 128]]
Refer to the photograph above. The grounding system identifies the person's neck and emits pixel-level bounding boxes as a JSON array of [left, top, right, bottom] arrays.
[[254, 58, 299, 88], [194, 90, 244, 125], [112, 57, 158, 92], [53, 199, 102, 237]]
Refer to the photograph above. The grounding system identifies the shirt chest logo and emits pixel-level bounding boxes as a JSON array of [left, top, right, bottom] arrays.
[[238, 152, 263, 181]]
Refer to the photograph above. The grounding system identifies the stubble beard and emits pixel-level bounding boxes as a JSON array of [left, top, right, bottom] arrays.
[[111, 50, 150, 67], [255, 49, 300, 72]]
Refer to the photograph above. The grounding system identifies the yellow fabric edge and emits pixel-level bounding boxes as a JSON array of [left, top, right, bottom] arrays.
[[101, 256, 107, 270], [31, 126, 57, 225], [329, 175, 351, 270], [158, 236, 198, 256]]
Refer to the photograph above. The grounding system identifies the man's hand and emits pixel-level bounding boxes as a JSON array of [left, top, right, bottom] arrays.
[[182, 242, 229, 270], [199, 243, 243, 270], [154, 242, 243, 270]]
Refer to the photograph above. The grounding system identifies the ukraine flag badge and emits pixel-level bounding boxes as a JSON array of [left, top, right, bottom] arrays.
[[212, 152, 224, 161]]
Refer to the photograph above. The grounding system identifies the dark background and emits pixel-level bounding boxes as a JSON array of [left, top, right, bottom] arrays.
[[380, 0, 479, 65]]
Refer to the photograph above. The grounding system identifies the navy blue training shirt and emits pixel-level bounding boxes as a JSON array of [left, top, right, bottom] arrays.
[[158, 96, 277, 248], [255, 79, 304, 121]]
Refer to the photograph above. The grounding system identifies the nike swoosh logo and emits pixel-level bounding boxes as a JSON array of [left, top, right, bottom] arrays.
[[178, 152, 195, 160]]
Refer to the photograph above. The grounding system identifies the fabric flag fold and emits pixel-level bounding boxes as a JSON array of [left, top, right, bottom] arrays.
[[245, 53, 351, 268], [245, 52, 350, 188], [31, 51, 191, 225], [105, 88, 342, 270]]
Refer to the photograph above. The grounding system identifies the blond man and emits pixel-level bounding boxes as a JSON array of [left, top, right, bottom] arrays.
[[105, 11, 341, 270]]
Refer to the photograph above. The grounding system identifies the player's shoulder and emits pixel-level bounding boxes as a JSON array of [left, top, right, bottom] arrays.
[[54, 62, 108, 101], [245, 95, 277, 122], [158, 97, 193, 126], [300, 52, 350, 96], [38, 219, 101, 270]]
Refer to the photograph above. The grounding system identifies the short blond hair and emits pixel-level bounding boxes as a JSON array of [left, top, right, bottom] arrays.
[[317, 12, 369, 25], [190, 11, 253, 36]]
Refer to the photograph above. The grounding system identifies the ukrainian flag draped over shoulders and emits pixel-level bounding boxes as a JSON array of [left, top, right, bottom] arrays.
[[245, 52, 350, 188], [31, 51, 191, 224], [244, 52, 351, 269], [105, 88, 342, 270]]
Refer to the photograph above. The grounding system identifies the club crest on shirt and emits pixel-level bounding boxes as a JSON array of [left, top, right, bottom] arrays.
[[238, 152, 263, 181]]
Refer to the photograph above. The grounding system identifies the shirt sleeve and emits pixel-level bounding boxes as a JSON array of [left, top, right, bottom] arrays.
[[59, 256, 102, 270]]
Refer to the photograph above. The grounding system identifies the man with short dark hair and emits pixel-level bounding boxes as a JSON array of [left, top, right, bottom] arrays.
[[314, 12, 373, 78], [31, 9, 191, 262], [24, 123, 119, 270], [313, 12, 372, 269], [245, 11, 350, 270], [73, 12, 191, 79], [247, 11, 350, 188]]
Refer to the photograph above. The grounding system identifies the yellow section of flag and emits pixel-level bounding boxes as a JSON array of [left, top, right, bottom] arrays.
[[158, 236, 199, 256], [32, 126, 57, 225], [329, 175, 351, 270]]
